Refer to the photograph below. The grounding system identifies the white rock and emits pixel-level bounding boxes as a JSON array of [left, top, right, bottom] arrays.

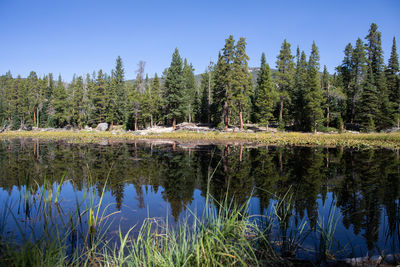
[[96, 123, 109, 131]]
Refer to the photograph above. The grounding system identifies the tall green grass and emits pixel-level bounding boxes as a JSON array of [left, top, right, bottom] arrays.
[[0, 172, 347, 266]]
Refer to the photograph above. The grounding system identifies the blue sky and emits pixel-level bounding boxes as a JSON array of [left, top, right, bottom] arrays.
[[0, 0, 399, 81]]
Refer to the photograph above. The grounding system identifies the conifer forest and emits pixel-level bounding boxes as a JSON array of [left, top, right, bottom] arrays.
[[1, 23, 399, 133]]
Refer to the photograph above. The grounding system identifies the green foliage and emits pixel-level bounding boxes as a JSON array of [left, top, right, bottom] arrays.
[[366, 23, 394, 130], [231, 37, 252, 129], [50, 75, 69, 127], [0, 23, 398, 132], [164, 48, 186, 128], [293, 48, 308, 130], [112, 56, 126, 124], [359, 69, 379, 132], [182, 59, 197, 122], [71, 76, 85, 128], [275, 39, 295, 126], [304, 42, 325, 133], [255, 53, 277, 127]]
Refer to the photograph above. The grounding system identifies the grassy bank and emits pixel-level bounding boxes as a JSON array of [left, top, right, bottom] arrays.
[[1, 130, 400, 149]]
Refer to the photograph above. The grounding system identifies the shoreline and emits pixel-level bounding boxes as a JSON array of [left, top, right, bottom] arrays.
[[1, 130, 400, 149]]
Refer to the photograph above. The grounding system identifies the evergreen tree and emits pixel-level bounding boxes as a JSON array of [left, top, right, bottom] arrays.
[[365, 23, 393, 129], [252, 53, 267, 122], [164, 48, 186, 129], [255, 54, 277, 130], [275, 39, 295, 128], [199, 72, 210, 123], [212, 36, 235, 129], [40, 73, 54, 127], [51, 75, 69, 127], [304, 42, 324, 133], [27, 71, 42, 128], [350, 38, 367, 123], [231, 37, 252, 130], [71, 76, 85, 128], [91, 70, 107, 126], [359, 69, 379, 132], [1, 72, 15, 125], [293, 48, 308, 130], [141, 74, 153, 127], [112, 56, 126, 124], [151, 73, 163, 125], [182, 59, 197, 123], [322, 66, 346, 128], [386, 37, 399, 127]]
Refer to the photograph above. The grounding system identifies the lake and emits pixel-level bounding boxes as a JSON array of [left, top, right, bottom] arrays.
[[0, 138, 399, 261]]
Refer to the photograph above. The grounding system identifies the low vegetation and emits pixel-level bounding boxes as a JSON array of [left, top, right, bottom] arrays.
[[0, 170, 351, 267], [1, 130, 400, 149]]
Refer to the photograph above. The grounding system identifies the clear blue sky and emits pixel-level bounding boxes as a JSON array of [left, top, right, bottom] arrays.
[[1, 0, 399, 81]]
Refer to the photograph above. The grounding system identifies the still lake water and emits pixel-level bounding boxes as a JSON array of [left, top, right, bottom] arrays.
[[0, 138, 399, 259]]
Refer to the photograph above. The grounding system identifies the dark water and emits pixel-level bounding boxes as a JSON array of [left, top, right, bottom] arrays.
[[0, 138, 399, 259]]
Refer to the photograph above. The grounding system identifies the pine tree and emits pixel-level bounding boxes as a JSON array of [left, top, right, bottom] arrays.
[[255, 54, 277, 130], [212, 36, 235, 129], [164, 48, 185, 129], [365, 23, 393, 129], [40, 73, 54, 127], [1, 71, 15, 125], [16, 76, 31, 128], [350, 38, 367, 123], [112, 56, 126, 124], [322, 66, 346, 128], [91, 70, 107, 125], [27, 71, 42, 128], [275, 39, 295, 128], [231, 37, 252, 130], [199, 72, 210, 123], [359, 69, 379, 132], [304, 42, 324, 133], [252, 53, 267, 122], [71, 76, 85, 128], [386, 37, 399, 127], [151, 73, 162, 125], [141, 74, 153, 127], [182, 59, 197, 123], [293, 48, 308, 130], [51, 75, 69, 127]]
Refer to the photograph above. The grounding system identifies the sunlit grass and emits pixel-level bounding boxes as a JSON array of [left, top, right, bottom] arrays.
[[1, 130, 400, 148]]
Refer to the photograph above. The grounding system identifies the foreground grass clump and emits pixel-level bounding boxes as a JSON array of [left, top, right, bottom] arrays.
[[0, 175, 291, 267], [1, 130, 400, 148]]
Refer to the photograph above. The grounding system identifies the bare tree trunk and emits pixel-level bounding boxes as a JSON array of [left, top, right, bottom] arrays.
[[223, 101, 229, 130], [327, 106, 330, 128], [172, 117, 176, 130], [134, 115, 138, 131], [188, 104, 191, 123], [239, 109, 243, 131], [33, 110, 36, 127], [280, 99, 284, 122], [150, 115, 153, 128], [110, 121, 113, 131], [239, 144, 243, 162], [37, 107, 39, 128]]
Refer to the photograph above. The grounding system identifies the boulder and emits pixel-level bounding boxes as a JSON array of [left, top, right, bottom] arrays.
[[96, 123, 109, 131]]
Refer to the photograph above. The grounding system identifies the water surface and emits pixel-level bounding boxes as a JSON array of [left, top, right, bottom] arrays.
[[0, 138, 399, 259]]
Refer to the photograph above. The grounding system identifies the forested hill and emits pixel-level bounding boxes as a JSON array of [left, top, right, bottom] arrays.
[[0, 23, 399, 133]]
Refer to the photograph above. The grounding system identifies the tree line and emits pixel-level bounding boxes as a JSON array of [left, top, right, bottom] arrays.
[[0, 23, 399, 132]]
